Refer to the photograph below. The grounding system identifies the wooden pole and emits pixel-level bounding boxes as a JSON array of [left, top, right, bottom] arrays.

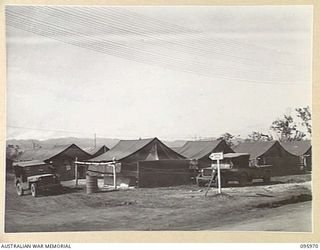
[[113, 164, 116, 189], [136, 162, 140, 188], [75, 157, 78, 188], [205, 161, 215, 197], [217, 159, 221, 194]]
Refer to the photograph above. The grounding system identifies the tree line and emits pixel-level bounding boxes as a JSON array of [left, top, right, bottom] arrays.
[[218, 106, 311, 147], [6, 106, 311, 161]]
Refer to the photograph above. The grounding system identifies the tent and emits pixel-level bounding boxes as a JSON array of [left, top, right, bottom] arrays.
[[234, 141, 300, 176], [89, 138, 189, 187], [19, 144, 91, 180], [83, 145, 110, 158], [177, 140, 234, 168], [90, 137, 185, 162], [280, 140, 312, 171]]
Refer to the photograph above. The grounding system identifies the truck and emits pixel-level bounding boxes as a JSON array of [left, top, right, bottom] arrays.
[[13, 160, 61, 197], [196, 153, 272, 187]]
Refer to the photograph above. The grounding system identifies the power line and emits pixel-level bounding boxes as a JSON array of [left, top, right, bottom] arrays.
[[7, 7, 304, 83], [46, 5, 303, 77], [6, 8, 307, 85], [107, 7, 307, 58], [15, 5, 305, 70]]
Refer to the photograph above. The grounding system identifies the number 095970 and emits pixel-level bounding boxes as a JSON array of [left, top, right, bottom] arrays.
[[300, 244, 319, 248]]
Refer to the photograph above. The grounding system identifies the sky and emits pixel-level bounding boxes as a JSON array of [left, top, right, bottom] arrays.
[[5, 5, 313, 141]]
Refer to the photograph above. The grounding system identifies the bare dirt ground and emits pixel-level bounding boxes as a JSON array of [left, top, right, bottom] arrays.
[[213, 201, 311, 231], [5, 174, 312, 232]]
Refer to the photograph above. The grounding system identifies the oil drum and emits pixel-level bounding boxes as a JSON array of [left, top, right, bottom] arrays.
[[86, 174, 98, 194]]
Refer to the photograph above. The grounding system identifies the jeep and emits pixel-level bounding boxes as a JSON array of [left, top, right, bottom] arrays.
[[13, 160, 61, 197]]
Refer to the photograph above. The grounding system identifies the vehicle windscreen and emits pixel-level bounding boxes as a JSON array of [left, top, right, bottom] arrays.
[[23, 165, 54, 176]]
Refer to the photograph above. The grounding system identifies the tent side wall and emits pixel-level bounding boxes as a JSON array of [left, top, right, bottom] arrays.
[[103, 160, 191, 187], [137, 160, 191, 187], [260, 143, 301, 176], [304, 147, 312, 171], [50, 157, 76, 181], [45, 145, 92, 181]]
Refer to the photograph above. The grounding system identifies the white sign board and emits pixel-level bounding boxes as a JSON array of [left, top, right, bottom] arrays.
[[209, 152, 224, 160]]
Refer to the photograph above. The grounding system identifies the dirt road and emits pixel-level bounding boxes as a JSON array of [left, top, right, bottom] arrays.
[[212, 201, 311, 232], [5, 174, 312, 232]]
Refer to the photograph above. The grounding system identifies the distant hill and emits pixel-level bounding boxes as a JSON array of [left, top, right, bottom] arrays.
[[6, 137, 120, 151], [7, 137, 246, 160], [7, 137, 244, 151]]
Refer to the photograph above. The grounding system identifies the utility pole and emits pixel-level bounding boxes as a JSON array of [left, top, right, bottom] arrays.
[[94, 133, 96, 148]]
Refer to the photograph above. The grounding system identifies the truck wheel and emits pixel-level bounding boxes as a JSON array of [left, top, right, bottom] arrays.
[[16, 182, 24, 196], [239, 173, 248, 186], [30, 183, 38, 197]]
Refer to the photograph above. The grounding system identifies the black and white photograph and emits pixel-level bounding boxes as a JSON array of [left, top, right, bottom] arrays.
[[4, 4, 313, 233]]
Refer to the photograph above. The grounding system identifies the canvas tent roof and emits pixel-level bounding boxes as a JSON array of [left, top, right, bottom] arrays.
[[171, 146, 182, 152], [233, 141, 278, 159], [89, 137, 185, 162], [177, 140, 233, 160], [280, 140, 311, 156], [20, 144, 91, 162], [83, 145, 110, 157]]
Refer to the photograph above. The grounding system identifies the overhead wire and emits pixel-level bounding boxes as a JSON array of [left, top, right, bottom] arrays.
[[95, 7, 307, 65], [6, 6, 304, 81], [6, 8, 307, 85], [106, 7, 306, 57], [43, 6, 305, 69], [44, 5, 302, 80]]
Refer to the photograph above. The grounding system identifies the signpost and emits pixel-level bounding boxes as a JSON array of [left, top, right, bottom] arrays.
[[205, 152, 224, 196]]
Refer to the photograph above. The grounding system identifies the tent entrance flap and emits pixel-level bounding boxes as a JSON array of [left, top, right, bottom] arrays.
[[145, 143, 159, 161]]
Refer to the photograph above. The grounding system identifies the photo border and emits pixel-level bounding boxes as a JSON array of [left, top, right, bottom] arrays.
[[0, 0, 319, 243]]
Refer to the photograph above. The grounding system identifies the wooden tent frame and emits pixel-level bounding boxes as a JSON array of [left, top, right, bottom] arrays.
[[74, 159, 120, 189]]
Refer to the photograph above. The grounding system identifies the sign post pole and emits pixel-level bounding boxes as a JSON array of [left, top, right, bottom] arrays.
[[217, 158, 221, 194], [112, 158, 117, 190], [208, 152, 224, 196], [75, 157, 78, 188]]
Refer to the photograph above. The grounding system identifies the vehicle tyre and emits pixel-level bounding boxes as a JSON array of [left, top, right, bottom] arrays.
[[30, 183, 38, 197], [263, 175, 271, 184], [16, 182, 24, 196], [239, 173, 248, 186]]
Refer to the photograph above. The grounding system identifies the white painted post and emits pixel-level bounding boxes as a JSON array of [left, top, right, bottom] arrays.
[[217, 159, 221, 194], [207, 152, 224, 196], [75, 157, 78, 187], [113, 164, 116, 189]]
